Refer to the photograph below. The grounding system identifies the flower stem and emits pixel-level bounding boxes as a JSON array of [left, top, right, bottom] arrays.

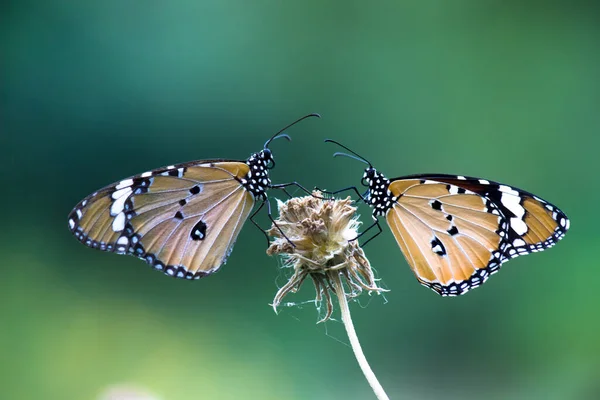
[[331, 274, 390, 400]]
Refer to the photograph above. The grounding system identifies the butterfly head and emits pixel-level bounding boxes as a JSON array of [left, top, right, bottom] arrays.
[[242, 113, 320, 200], [361, 167, 377, 187], [260, 148, 275, 169], [324, 139, 396, 216]]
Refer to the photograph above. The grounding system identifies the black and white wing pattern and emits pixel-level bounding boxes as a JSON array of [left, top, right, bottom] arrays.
[[68, 161, 258, 279], [368, 172, 569, 296]]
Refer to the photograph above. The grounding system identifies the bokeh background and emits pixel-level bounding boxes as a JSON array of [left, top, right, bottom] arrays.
[[3, 1, 599, 399]]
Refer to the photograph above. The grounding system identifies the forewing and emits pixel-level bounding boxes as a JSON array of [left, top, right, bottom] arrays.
[[386, 175, 569, 296], [68, 161, 255, 279]]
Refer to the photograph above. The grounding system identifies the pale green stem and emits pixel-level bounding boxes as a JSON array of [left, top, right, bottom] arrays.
[[331, 274, 390, 400]]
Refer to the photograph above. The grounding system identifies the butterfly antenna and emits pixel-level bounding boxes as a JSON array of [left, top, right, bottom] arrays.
[[332, 152, 370, 166], [264, 113, 321, 148], [324, 139, 373, 168]]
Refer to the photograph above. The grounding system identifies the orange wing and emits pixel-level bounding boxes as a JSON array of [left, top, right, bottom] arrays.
[[386, 175, 569, 296], [68, 161, 255, 279]]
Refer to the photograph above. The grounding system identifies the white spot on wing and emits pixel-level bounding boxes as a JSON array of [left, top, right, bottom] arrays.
[[448, 185, 459, 195], [69, 219, 75, 229], [141, 171, 152, 178], [499, 185, 519, 196], [510, 217, 528, 235], [117, 236, 129, 245], [458, 176, 466, 180], [501, 192, 525, 218], [112, 212, 126, 232], [111, 189, 131, 215], [479, 179, 490, 185], [513, 238, 527, 247], [76, 209, 83, 219], [115, 179, 134, 190], [112, 187, 132, 200]]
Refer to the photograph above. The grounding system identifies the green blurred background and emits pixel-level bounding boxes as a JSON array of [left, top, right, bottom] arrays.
[[3, 1, 599, 399]]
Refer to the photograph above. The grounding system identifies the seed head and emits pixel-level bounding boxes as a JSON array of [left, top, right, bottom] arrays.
[[267, 191, 386, 322]]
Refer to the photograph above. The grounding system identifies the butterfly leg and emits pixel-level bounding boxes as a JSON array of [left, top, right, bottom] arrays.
[[314, 186, 368, 203], [270, 181, 315, 198], [272, 185, 294, 199], [265, 198, 296, 248], [249, 199, 297, 248], [351, 218, 382, 247], [249, 200, 272, 247]]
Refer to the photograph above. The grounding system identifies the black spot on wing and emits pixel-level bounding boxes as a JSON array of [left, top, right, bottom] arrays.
[[447, 225, 459, 236], [430, 236, 446, 256], [191, 220, 207, 240], [431, 199, 443, 211]]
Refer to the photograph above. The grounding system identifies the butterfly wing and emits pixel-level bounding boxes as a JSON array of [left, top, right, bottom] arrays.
[[68, 161, 255, 279], [385, 174, 569, 296]]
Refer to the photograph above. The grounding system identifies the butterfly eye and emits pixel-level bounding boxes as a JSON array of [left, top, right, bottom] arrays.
[[261, 149, 276, 169], [361, 168, 376, 186]]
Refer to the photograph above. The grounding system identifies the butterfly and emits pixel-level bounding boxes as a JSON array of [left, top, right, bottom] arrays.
[[67, 114, 320, 280], [323, 140, 570, 296]]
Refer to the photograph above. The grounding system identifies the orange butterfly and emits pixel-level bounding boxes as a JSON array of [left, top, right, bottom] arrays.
[[325, 140, 570, 296], [67, 114, 319, 279]]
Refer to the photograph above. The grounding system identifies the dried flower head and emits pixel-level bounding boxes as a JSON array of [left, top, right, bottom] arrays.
[[267, 191, 386, 322], [267, 191, 391, 399]]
